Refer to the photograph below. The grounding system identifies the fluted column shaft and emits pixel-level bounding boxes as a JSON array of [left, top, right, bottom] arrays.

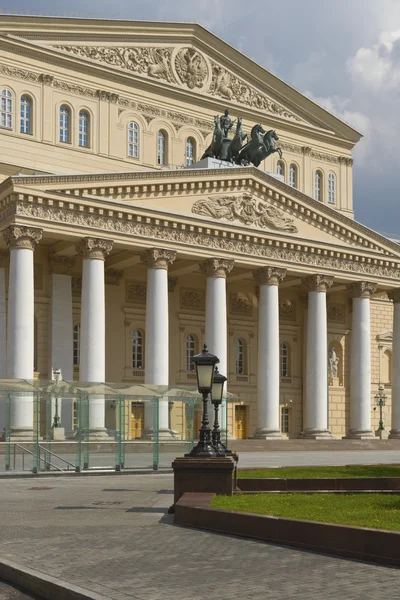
[[4, 226, 42, 439], [142, 248, 176, 438], [388, 290, 400, 438], [76, 237, 113, 437], [253, 267, 286, 438], [201, 258, 234, 432], [303, 274, 334, 438], [347, 281, 377, 438]]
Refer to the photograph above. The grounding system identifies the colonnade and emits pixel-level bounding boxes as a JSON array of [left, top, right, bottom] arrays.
[[2, 224, 400, 440]]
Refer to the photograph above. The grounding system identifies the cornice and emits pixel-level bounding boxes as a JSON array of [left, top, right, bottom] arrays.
[[5, 167, 398, 257], [2, 192, 400, 282]]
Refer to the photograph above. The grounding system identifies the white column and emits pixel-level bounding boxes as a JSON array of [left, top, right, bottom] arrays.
[[303, 274, 334, 438], [347, 281, 376, 438], [389, 289, 400, 438], [0, 252, 7, 435], [142, 248, 176, 438], [49, 253, 75, 437], [76, 237, 113, 438], [201, 258, 234, 432], [4, 226, 42, 439], [253, 267, 286, 438]]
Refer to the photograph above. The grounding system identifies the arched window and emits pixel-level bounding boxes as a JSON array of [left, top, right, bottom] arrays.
[[328, 173, 336, 204], [73, 324, 80, 367], [314, 170, 322, 201], [78, 110, 89, 147], [280, 342, 289, 377], [276, 160, 285, 178], [0, 88, 13, 129], [157, 130, 166, 165], [289, 164, 297, 188], [185, 137, 195, 166], [235, 339, 245, 375], [132, 330, 143, 369], [20, 95, 32, 134], [186, 334, 196, 372], [128, 121, 139, 158], [59, 105, 71, 143]]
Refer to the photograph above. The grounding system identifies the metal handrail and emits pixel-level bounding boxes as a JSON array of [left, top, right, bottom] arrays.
[[38, 445, 76, 470], [13, 443, 63, 472]]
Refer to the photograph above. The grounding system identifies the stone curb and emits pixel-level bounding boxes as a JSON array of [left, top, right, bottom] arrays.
[[174, 492, 400, 566], [0, 557, 110, 600], [0, 469, 172, 479]]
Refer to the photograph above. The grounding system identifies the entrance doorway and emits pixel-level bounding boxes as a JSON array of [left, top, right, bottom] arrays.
[[235, 405, 248, 439], [130, 402, 144, 439]]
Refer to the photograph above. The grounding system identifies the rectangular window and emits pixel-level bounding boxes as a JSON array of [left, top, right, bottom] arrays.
[[281, 407, 290, 433]]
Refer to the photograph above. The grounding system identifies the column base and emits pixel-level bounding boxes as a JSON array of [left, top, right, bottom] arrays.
[[87, 428, 110, 440], [141, 428, 177, 440], [344, 428, 375, 439], [303, 428, 334, 440], [8, 427, 35, 442], [253, 428, 284, 440], [52, 427, 65, 441], [389, 429, 400, 439]]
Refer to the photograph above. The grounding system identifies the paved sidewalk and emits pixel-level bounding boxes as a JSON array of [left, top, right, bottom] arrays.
[[0, 475, 399, 600], [0, 581, 37, 599]]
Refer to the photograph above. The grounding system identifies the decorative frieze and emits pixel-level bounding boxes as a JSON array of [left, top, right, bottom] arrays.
[[175, 48, 209, 89], [75, 237, 113, 260], [327, 303, 345, 323], [126, 281, 146, 304], [279, 301, 296, 321], [140, 248, 176, 270], [229, 293, 253, 316], [302, 274, 334, 293], [180, 288, 205, 311], [3, 225, 42, 250], [71, 276, 82, 297], [105, 268, 124, 286], [0, 65, 41, 83], [96, 90, 119, 103], [193, 193, 298, 233], [253, 267, 286, 286], [49, 252, 76, 275], [200, 258, 234, 279], [347, 281, 377, 298]]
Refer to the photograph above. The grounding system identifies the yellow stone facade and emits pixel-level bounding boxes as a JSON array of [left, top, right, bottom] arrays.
[[0, 15, 398, 440]]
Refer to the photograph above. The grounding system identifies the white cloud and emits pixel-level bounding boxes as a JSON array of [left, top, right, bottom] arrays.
[[347, 30, 400, 90]]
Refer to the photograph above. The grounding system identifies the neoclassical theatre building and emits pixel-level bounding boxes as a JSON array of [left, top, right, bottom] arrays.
[[0, 14, 399, 441]]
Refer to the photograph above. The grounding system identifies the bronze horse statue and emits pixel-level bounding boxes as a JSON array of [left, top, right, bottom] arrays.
[[201, 115, 223, 159], [226, 118, 248, 163], [236, 124, 282, 167]]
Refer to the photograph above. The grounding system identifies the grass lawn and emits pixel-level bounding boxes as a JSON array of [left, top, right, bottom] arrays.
[[237, 465, 400, 479], [211, 493, 400, 531]]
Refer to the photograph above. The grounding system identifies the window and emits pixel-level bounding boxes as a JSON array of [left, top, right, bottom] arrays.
[[73, 324, 80, 367], [78, 110, 89, 147], [20, 95, 32, 134], [185, 137, 195, 166], [280, 342, 289, 377], [235, 339, 245, 375], [59, 105, 71, 143], [186, 334, 196, 372], [0, 88, 13, 129], [281, 407, 289, 433], [289, 164, 297, 188], [276, 160, 285, 178], [314, 170, 322, 201], [157, 130, 166, 165], [128, 121, 139, 158], [132, 330, 144, 369], [383, 349, 392, 384], [328, 173, 336, 204]]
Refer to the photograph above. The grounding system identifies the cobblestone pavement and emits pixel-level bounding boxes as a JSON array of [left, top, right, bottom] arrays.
[[0, 475, 399, 600], [0, 581, 38, 599]]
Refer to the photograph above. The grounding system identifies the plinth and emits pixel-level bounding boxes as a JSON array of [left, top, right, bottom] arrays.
[[172, 456, 235, 507]]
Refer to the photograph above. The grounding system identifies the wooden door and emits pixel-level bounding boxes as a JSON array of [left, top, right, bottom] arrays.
[[130, 403, 144, 440], [235, 405, 248, 439]]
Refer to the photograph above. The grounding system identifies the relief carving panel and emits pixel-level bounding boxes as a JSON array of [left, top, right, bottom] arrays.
[[126, 281, 147, 305], [180, 288, 205, 311]]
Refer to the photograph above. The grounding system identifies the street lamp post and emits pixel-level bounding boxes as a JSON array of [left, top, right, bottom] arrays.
[[375, 384, 387, 431], [186, 344, 219, 457], [52, 368, 62, 428], [211, 367, 232, 456]]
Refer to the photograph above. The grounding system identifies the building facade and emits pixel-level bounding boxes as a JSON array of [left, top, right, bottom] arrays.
[[0, 15, 399, 441]]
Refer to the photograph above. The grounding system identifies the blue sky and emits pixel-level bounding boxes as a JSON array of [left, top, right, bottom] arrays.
[[2, 0, 400, 235]]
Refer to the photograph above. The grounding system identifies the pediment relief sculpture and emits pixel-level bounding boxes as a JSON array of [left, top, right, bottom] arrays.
[[56, 44, 301, 121], [192, 193, 298, 233]]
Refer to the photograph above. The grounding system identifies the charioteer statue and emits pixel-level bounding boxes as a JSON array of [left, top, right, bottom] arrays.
[[201, 109, 282, 167]]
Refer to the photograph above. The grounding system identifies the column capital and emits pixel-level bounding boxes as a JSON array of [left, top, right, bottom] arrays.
[[140, 248, 176, 270], [200, 258, 234, 278], [347, 281, 377, 298], [75, 237, 113, 261], [388, 289, 400, 303], [302, 274, 334, 293], [253, 267, 286, 286], [3, 225, 42, 250], [49, 252, 75, 275]]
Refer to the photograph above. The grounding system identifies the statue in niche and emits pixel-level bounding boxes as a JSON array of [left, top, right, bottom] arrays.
[[328, 347, 339, 379]]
